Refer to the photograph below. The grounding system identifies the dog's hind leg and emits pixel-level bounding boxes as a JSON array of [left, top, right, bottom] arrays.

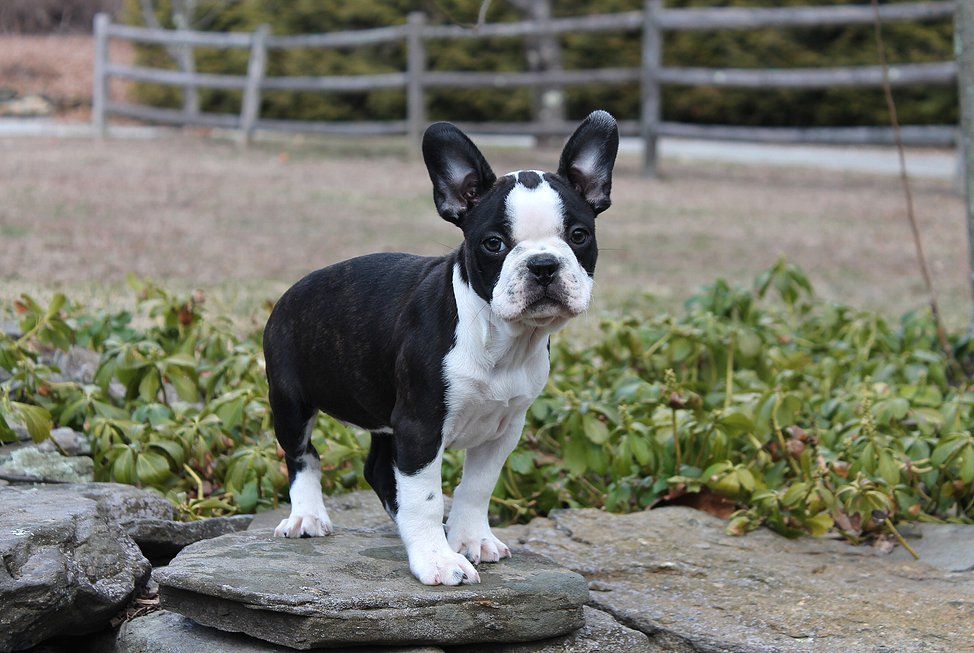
[[270, 388, 332, 538], [364, 432, 398, 520]]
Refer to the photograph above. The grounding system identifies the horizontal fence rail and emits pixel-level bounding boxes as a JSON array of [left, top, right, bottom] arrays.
[[91, 2, 959, 176]]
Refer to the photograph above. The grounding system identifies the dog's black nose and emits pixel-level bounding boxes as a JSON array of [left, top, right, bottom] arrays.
[[527, 254, 560, 286]]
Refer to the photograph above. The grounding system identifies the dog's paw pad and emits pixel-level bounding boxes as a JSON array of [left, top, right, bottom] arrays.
[[410, 549, 481, 586], [273, 512, 332, 538]]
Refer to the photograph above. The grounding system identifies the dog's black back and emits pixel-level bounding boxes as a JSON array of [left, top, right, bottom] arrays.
[[263, 251, 459, 474]]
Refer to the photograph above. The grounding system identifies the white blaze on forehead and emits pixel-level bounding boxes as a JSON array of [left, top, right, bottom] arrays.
[[503, 171, 564, 243]]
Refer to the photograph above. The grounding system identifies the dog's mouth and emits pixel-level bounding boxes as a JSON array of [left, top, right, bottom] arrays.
[[528, 295, 562, 310], [521, 292, 571, 320]]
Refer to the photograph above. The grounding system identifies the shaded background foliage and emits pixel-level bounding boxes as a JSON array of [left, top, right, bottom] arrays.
[[123, 0, 956, 127], [0, 0, 123, 34]]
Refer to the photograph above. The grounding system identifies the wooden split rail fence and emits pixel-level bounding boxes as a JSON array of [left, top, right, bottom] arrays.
[[92, 1, 957, 177]]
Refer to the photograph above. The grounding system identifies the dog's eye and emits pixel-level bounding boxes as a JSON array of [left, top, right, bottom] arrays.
[[482, 236, 506, 254], [569, 227, 590, 245]]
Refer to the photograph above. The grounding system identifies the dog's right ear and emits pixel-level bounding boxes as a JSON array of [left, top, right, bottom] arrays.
[[422, 122, 496, 226]]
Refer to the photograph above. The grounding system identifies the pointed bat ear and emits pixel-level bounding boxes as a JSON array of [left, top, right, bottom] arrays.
[[557, 110, 619, 215], [422, 122, 496, 226]]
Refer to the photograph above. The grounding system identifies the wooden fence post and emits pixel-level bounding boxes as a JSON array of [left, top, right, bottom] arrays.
[[640, 0, 663, 178], [406, 12, 427, 158], [174, 14, 200, 120], [92, 12, 110, 138], [240, 24, 269, 146]]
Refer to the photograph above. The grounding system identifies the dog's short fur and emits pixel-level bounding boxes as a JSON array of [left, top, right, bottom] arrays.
[[263, 111, 619, 585]]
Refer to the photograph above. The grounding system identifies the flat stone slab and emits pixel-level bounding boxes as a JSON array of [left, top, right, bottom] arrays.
[[113, 606, 650, 653], [125, 514, 253, 563], [496, 507, 974, 653], [154, 528, 588, 650], [448, 606, 661, 653], [893, 523, 974, 572], [116, 609, 446, 653]]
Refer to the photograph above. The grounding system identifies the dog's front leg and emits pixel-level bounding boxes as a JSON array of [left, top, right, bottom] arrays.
[[395, 443, 481, 586], [446, 420, 523, 564]]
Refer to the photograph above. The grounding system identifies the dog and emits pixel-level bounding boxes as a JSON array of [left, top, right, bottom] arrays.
[[262, 110, 619, 586]]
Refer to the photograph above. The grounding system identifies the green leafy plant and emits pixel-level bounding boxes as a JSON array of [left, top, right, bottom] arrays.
[[2, 260, 973, 544]]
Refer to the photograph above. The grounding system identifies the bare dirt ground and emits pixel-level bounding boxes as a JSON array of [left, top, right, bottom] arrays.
[[0, 34, 132, 120], [0, 135, 969, 331]]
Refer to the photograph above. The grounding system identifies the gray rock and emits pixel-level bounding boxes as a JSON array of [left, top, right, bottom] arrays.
[[893, 523, 974, 572], [0, 485, 151, 651], [42, 346, 102, 384], [67, 482, 175, 522], [0, 93, 54, 117], [125, 514, 254, 563], [115, 609, 446, 653], [36, 427, 92, 456], [450, 606, 662, 653], [10, 424, 29, 442], [494, 507, 974, 653], [0, 318, 20, 339], [0, 447, 94, 482], [154, 528, 588, 650]]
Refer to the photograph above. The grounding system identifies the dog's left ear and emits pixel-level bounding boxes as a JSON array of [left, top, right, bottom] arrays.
[[423, 122, 497, 226], [558, 110, 619, 215]]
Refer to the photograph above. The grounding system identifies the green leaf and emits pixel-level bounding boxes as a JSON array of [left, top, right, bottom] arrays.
[[563, 436, 588, 476], [136, 451, 172, 485], [718, 410, 753, 436], [113, 447, 136, 484], [803, 512, 834, 537], [150, 439, 187, 467], [774, 394, 802, 428], [13, 402, 52, 444], [507, 450, 534, 475], [139, 371, 161, 402], [877, 450, 900, 486], [237, 479, 259, 513], [629, 433, 652, 466], [214, 396, 246, 430], [166, 368, 198, 402], [582, 415, 610, 444], [781, 482, 808, 508], [932, 436, 968, 467], [959, 446, 974, 485]]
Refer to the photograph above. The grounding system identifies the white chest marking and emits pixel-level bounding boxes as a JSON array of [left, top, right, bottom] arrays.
[[442, 265, 552, 450]]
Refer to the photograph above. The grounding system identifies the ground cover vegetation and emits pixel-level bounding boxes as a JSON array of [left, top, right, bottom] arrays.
[[3, 260, 973, 548]]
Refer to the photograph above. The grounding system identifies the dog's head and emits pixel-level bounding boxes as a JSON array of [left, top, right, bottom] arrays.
[[423, 111, 619, 327]]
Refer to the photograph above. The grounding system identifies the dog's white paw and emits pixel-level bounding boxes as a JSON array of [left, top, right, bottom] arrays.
[[409, 547, 481, 586], [447, 524, 512, 564], [273, 510, 332, 538]]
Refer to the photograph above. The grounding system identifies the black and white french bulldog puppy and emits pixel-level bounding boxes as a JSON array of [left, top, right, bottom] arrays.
[[263, 110, 619, 586]]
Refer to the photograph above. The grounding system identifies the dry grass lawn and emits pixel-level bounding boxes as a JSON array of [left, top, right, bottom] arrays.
[[0, 135, 969, 333]]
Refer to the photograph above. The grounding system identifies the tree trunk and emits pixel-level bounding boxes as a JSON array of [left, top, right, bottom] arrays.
[[956, 1, 974, 332], [515, 0, 566, 148]]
